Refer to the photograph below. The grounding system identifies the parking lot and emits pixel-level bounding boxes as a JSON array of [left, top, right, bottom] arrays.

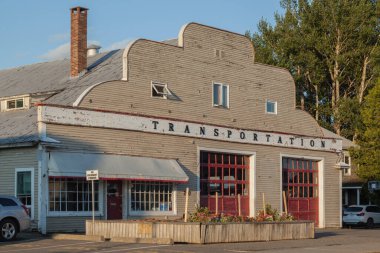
[[1, 228, 380, 253]]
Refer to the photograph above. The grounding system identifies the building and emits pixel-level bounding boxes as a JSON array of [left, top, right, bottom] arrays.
[[0, 7, 346, 233]]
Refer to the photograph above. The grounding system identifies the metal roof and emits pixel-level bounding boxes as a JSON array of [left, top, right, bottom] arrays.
[[0, 50, 123, 146]]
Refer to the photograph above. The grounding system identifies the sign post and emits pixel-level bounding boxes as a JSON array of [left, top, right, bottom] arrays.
[[86, 170, 99, 234]]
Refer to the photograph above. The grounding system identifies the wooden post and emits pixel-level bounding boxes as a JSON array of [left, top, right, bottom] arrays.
[[184, 187, 189, 222], [262, 192, 266, 216], [282, 191, 288, 214], [215, 192, 219, 215], [238, 194, 241, 216]]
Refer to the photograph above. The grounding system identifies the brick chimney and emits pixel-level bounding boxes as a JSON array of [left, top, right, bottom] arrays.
[[70, 6, 88, 77]]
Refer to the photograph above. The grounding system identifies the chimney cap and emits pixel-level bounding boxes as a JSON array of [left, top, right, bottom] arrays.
[[70, 6, 89, 12]]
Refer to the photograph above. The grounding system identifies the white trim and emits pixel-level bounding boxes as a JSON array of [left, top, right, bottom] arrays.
[[73, 82, 108, 107], [197, 147, 256, 217], [1, 96, 29, 112], [342, 186, 362, 189], [122, 39, 141, 81], [339, 165, 342, 227], [265, 99, 277, 114], [15, 168, 34, 220], [212, 82, 229, 108], [280, 153, 325, 228]]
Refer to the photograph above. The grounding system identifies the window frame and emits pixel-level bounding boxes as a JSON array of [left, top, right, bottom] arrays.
[[265, 99, 277, 114], [47, 177, 103, 217], [151, 81, 171, 99], [212, 82, 229, 108], [128, 181, 177, 216], [14, 168, 34, 219], [343, 154, 351, 176]]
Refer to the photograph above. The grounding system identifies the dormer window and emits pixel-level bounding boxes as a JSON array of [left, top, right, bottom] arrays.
[[1, 96, 29, 112], [213, 83, 229, 108], [343, 154, 351, 176], [152, 82, 171, 99], [7, 98, 24, 109]]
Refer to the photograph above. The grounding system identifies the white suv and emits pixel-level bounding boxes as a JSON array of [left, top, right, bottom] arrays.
[[0, 196, 31, 241], [343, 205, 380, 228]]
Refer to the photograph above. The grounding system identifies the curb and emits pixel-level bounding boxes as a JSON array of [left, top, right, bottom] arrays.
[[110, 237, 174, 245], [51, 234, 105, 242]]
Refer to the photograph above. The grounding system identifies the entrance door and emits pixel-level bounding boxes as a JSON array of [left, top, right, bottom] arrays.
[[282, 158, 319, 225], [107, 181, 123, 220], [200, 151, 250, 216]]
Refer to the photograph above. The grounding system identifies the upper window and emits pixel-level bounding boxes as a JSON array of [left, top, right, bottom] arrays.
[[1, 97, 28, 112], [152, 82, 171, 99], [213, 83, 229, 108], [266, 100, 277, 114], [343, 154, 351, 176]]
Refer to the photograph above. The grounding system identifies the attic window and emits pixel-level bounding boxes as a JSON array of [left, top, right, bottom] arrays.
[[152, 82, 171, 99], [7, 98, 24, 110]]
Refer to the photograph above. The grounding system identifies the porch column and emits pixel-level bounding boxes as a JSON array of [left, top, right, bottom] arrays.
[[356, 189, 360, 205]]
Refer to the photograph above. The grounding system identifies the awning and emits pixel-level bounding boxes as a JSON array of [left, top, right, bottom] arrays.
[[47, 152, 189, 183]]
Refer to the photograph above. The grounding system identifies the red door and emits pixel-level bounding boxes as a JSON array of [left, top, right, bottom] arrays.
[[107, 181, 123, 220], [200, 151, 250, 216], [283, 158, 319, 225]]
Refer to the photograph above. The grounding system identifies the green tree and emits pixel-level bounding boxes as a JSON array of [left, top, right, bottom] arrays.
[[350, 81, 380, 180], [247, 0, 379, 139]]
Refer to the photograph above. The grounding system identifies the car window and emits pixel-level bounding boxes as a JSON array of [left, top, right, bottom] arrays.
[[366, 206, 375, 212], [374, 206, 380, 213], [0, 198, 18, 206], [346, 206, 363, 212]]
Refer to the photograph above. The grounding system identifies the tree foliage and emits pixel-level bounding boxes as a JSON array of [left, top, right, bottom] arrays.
[[247, 0, 379, 140], [350, 81, 380, 180]]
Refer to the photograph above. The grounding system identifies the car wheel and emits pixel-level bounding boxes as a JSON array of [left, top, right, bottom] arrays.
[[366, 218, 374, 229], [0, 219, 18, 241]]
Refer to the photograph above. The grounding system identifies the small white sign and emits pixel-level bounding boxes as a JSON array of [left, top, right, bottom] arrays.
[[86, 170, 99, 181]]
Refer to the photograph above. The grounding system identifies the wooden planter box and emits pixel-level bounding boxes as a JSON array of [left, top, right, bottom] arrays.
[[86, 220, 314, 244]]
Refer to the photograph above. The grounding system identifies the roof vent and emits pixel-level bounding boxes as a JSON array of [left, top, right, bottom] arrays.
[[87, 44, 101, 57]]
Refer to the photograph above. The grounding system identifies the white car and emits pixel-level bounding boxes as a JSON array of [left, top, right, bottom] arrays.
[[343, 205, 380, 228], [0, 196, 31, 241]]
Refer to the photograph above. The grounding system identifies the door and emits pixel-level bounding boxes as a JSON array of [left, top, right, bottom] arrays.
[[107, 181, 123, 220], [283, 158, 319, 225], [200, 151, 250, 216]]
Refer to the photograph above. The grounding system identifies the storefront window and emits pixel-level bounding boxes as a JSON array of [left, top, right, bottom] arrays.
[[130, 181, 173, 212], [48, 177, 99, 212]]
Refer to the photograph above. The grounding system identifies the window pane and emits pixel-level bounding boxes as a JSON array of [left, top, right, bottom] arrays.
[[7, 100, 15, 109], [222, 85, 228, 107], [213, 84, 220, 105], [16, 99, 24, 108]]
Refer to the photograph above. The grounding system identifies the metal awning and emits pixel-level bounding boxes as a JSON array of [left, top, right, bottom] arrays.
[[47, 152, 189, 183]]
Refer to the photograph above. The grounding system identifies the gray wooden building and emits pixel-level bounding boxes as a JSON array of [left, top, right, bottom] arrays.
[[0, 7, 348, 233]]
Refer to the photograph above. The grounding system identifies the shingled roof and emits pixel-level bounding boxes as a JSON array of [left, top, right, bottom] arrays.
[[0, 49, 123, 147]]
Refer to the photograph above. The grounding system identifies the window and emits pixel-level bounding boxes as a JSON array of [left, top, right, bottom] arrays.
[[130, 181, 174, 213], [343, 154, 351, 176], [0, 198, 18, 206], [15, 168, 33, 217], [266, 100, 277, 114], [213, 83, 229, 108], [152, 82, 171, 99], [7, 98, 24, 110], [48, 177, 99, 212]]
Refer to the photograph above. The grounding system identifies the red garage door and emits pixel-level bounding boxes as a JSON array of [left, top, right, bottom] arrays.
[[200, 151, 249, 216], [282, 158, 319, 225]]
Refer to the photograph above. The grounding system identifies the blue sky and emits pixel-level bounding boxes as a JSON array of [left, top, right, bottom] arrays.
[[0, 0, 283, 70]]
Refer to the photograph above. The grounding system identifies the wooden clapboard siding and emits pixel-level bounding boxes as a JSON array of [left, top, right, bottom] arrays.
[[79, 23, 323, 138], [46, 123, 341, 227], [86, 220, 314, 243], [0, 147, 39, 227]]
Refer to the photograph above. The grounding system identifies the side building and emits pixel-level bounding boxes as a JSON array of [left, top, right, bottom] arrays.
[[0, 7, 348, 233]]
